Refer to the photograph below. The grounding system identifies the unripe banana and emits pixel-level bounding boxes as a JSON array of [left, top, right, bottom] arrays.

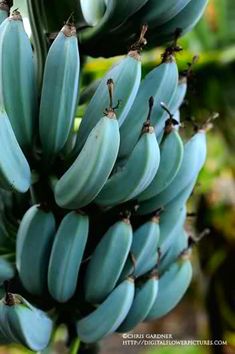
[[0, 108, 31, 193], [0, 2, 9, 24], [139, 124, 184, 201], [48, 211, 89, 303], [120, 215, 160, 280], [16, 205, 56, 296], [118, 56, 178, 159], [159, 204, 187, 256], [0, 10, 38, 150], [39, 23, 80, 159], [80, 0, 148, 43], [118, 274, 159, 332], [0, 293, 53, 350], [77, 278, 135, 343], [0, 257, 14, 285], [80, 0, 105, 26], [55, 106, 120, 209], [159, 230, 188, 275], [85, 217, 133, 304], [139, 0, 191, 28], [156, 77, 187, 142], [138, 130, 207, 215], [149, 0, 209, 45], [146, 252, 192, 320], [95, 98, 160, 207], [73, 46, 142, 155]]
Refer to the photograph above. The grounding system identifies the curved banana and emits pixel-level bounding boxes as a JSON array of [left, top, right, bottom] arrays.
[[0, 293, 53, 351], [140, 0, 191, 28], [81, 0, 149, 43], [0, 2, 9, 24], [133, 205, 187, 276], [159, 230, 188, 275], [0, 108, 31, 193], [48, 211, 89, 303], [149, 0, 209, 45], [85, 217, 133, 304], [139, 125, 184, 201], [39, 23, 80, 159], [110, 0, 191, 40], [80, 0, 106, 26], [138, 130, 207, 215], [16, 205, 56, 296], [77, 278, 135, 343], [73, 42, 143, 155], [120, 215, 160, 280], [119, 57, 178, 159], [0, 10, 38, 150], [159, 204, 187, 256], [0, 257, 14, 285], [146, 253, 192, 320], [55, 93, 120, 209], [156, 77, 187, 141], [95, 98, 160, 207], [118, 273, 159, 332]]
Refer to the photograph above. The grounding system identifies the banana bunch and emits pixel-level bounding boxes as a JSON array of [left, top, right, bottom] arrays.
[[34, 0, 208, 57], [0, 1, 210, 351], [0, 292, 53, 350]]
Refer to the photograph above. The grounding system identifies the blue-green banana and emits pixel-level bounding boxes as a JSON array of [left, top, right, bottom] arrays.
[[0, 10, 38, 150], [0, 257, 14, 285], [48, 211, 89, 303], [85, 217, 133, 304], [118, 274, 159, 332], [74, 49, 142, 155], [80, 0, 106, 26], [81, 0, 149, 42], [140, 0, 191, 28], [0, 293, 53, 351], [111, 0, 191, 39], [158, 204, 187, 256], [95, 104, 160, 207], [39, 23, 80, 159], [0, 108, 31, 193], [119, 58, 178, 158], [146, 253, 192, 320], [138, 130, 207, 214], [139, 126, 184, 201], [159, 230, 188, 275], [156, 77, 187, 141], [77, 278, 135, 343], [16, 205, 56, 296], [120, 216, 160, 280], [55, 104, 120, 209], [149, 0, 209, 44]]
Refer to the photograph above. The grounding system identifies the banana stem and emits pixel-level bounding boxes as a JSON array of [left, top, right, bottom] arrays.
[[107, 78, 114, 109]]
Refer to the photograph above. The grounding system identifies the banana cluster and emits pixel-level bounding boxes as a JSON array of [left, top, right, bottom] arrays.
[[0, 3, 209, 352], [79, 0, 209, 57], [36, 0, 208, 57]]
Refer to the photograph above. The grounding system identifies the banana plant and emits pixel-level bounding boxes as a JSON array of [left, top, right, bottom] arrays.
[[0, 1, 211, 353]]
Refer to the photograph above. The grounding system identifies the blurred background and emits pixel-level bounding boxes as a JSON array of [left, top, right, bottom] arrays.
[[2, 0, 235, 353]]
